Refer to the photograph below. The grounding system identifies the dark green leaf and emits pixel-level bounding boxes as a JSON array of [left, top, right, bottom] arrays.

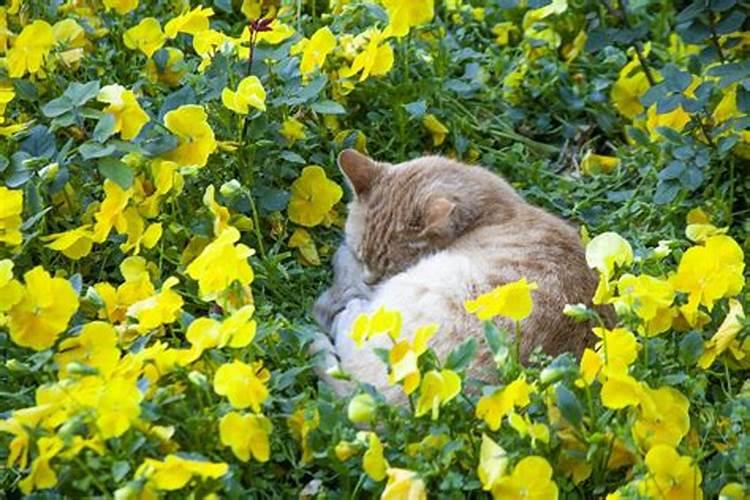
[[80, 141, 116, 160], [715, 11, 746, 34], [404, 100, 427, 119], [98, 157, 134, 189], [679, 331, 704, 365], [93, 113, 117, 143], [555, 384, 584, 428], [42, 96, 74, 117], [445, 338, 478, 372], [311, 100, 346, 115]]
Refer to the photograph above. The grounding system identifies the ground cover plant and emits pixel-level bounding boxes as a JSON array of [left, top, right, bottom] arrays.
[[1, 0, 749, 498]]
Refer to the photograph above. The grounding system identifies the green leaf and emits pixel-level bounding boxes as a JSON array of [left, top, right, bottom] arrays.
[[555, 384, 584, 428], [445, 338, 478, 372], [42, 96, 74, 118], [98, 157, 134, 189], [65, 80, 100, 106], [311, 100, 346, 115], [93, 113, 117, 143], [679, 331, 704, 365], [80, 141, 116, 160], [404, 100, 427, 119]]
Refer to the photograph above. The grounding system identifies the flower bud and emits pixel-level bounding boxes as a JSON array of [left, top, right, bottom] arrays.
[[347, 393, 375, 425]]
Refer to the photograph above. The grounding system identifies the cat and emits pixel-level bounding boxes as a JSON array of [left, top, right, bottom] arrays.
[[311, 149, 601, 401]]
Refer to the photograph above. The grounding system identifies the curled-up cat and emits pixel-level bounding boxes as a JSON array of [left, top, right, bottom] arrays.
[[312, 149, 602, 401]]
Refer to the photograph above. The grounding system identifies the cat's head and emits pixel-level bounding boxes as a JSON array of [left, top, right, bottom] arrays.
[[338, 149, 519, 284]]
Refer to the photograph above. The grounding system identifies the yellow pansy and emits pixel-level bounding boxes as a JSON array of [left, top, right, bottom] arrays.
[[7, 20, 54, 78], [8, 267, 79, 351], [222, 75, 267, 114], [414, 369, 461, 420], [600, 363, 643, 409], [672, 235, 745, 325], [382, 468, 427, 500], [615, 274, 675, 336], [593, 327, 639, 367], [577, 348, 604, 387], [640, 445, 702, 500], [381, 0, 435, 38], [281, 117, 306, 143], [19, 436, 64, 494], [162, 105, 217, 167], [55, 321, 120, 379], [95, 375, 143, 439], [93, 180, 132, 242], [422, 114, 449, 146], [477, 433, 508, 491], [350, 306, 404, 347], [52, 18, 87, 66], [362, 432, 387, 481], [0, 260, 24, 318], [186, 304, 256, 354], [388, 324, 438, 395], [126, 276, 183, 333], [476, 376, 533, 431], [491, 456, 559, 500], [251, 20, 296, 45], [581, 151, 620, 175], [213, 360, 270, 411], [136, 455, 228, 491], [465, 277, 539, 322], [288, 405, 320, 463], [287, 165, 343, 227], [0, 186, 23, 246], [340, 29, 394, 82], [219, 411, 272, 462], [719, 483, 746, 500], [146, 47, 186, 86], [97, 84, 150, 141], [123, 17, 166, 58], [103, 0, 138, 15], [508, 412, 550, 446], [635, 385, 690, 449], [347, 393, 376, 425], [586, 231, 634, 304], [202, 185, 230, 236], [0, 83, 14, 123], [492, 22, 518, 46], [698, 299, 745, 369], [610, 57, 651, 119], [43, 225, 96, 260], [645, 103, 692, 139], [186, 227, 255, 301], [288, 228, 321, 266], [164, 6, 214, 39], [292, 27, 337, 76]]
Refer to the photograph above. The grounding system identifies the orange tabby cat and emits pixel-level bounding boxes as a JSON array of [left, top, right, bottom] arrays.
[[312, 150, 600, 400]]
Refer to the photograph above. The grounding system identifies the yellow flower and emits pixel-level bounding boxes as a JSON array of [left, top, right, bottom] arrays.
[[381, 0, 435, 38], [186, 227, 255, 300], [635, 385, 689, 449], [137, 455, 228, 491], [55, 321, 120, 379], [610, 58, 651, 119], [288, 405, 320, 463], [126, 276, 183, 332], [350, 307, 404, 347], [586, 231, 634, 304], [492, 22, 518, 46], [123, 17, 166, 58], [0, 260, 24, 317], [202, 185, 230, 236], [382, 468, 427, 500], [146, 47, 186, 86], [577, 348, 603, 387], [93, 180, 131, 242], [253, 19, 296, 45], [287, 165, 343, 227], [164, 6, 214, 39], [52, 18, 87, 66], [422, 114, 450, 146], [388, 324, 437, 395], [363, 432, 388, 481], [118, 207, 163, 255], [213, 360, 269, 411], [465, 277, 539, 322], [491, 456, 559, 500], [640, 445, 702, 500], [476, 376, 533, 431], [699, 299, 745, 369], [186, 305, 257, 353], [685, 223, 726, 243], [477, 433, 509, 491], [18, 436, 64, 494], [8, 267, 79, 351], [600, 363, 643, 409], [292, 27, 337, 76], [0, 186, 23, 246], [414, 369, 461, 420], [581, 151, 620, 175], [592, 327, 639, 368], [719, 483, 746, 500], [340, 29, 394, 82], [97, 84, 150, 141], [615, 274, 675, 336], [646, 103, 691, 139], [281, 117, 306, 143], [289, 228, 321, 266], [348, 393, 376, 425], [7, 20, 54, 78], [103, 0, 138, 15], [672, 235, 745, 325], [95, 375, 143, 439], [222, 75, 267, 114], [43, 225, 95, 260], [219, 411, 272, 462], [162, 105, 217, 168], [508, 412, 550, 446]]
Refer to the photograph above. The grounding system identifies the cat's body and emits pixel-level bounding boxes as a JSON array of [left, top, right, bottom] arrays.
[[312, 151, 600, 400]]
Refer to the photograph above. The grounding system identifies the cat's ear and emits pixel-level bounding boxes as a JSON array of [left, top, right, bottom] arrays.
[[422, 197, 456, 236], [338, 149, 382, 198]]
